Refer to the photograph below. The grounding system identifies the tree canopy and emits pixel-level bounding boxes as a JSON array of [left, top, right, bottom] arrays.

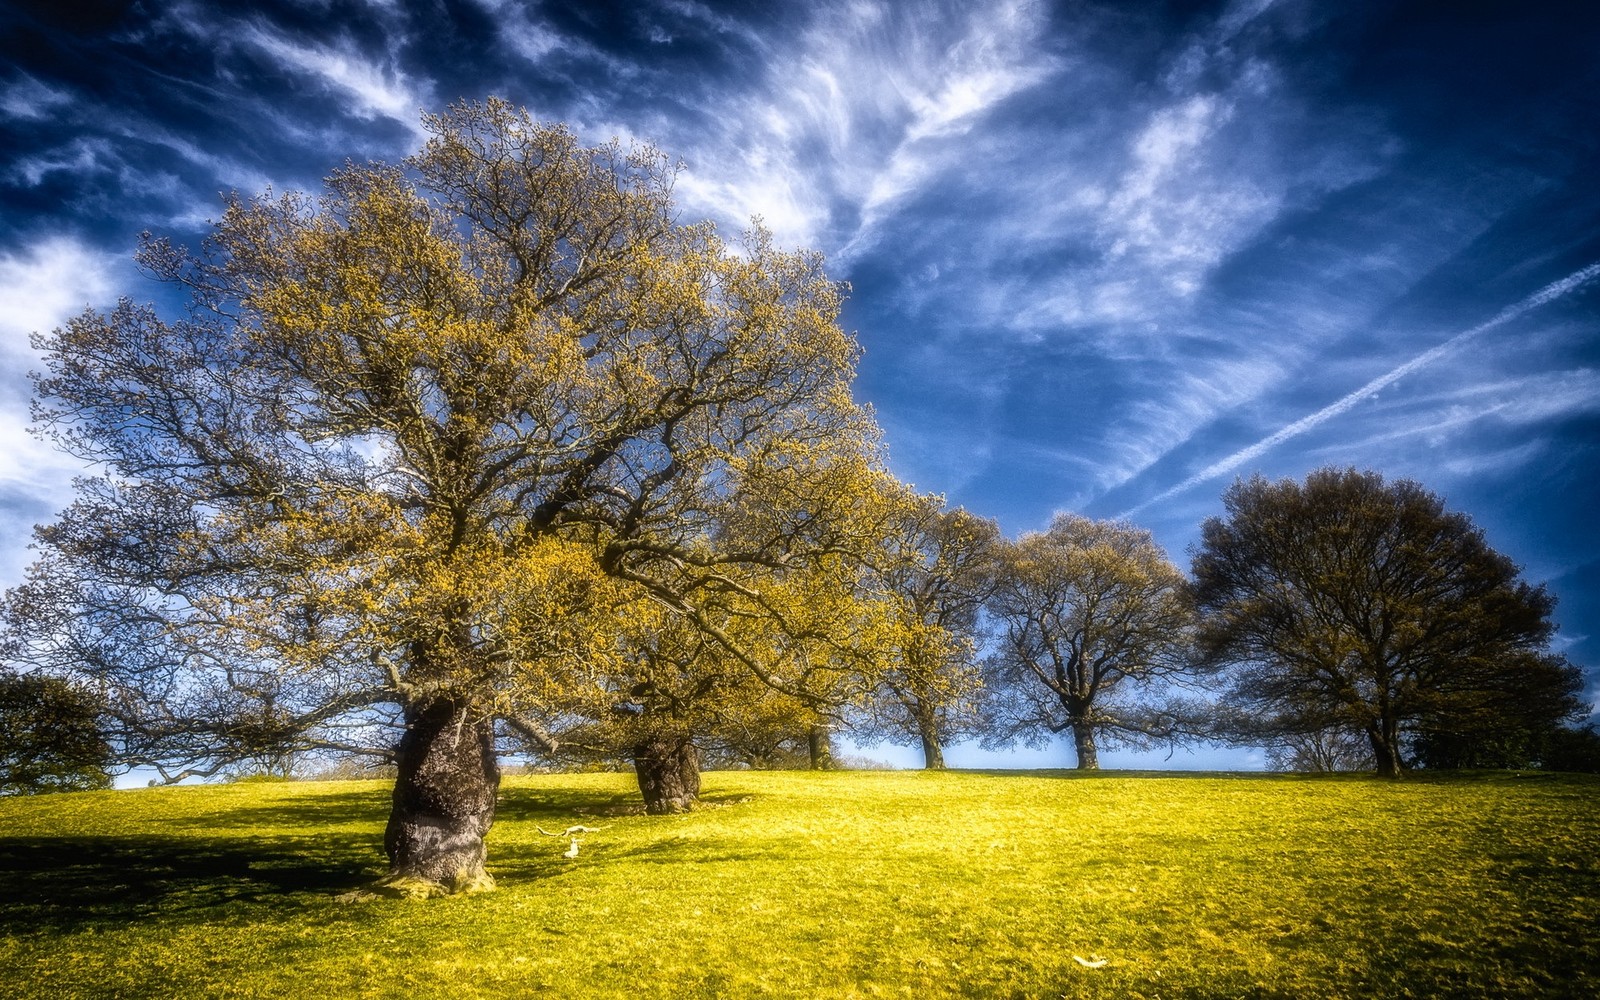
[[1191, 468, 1582, 777]]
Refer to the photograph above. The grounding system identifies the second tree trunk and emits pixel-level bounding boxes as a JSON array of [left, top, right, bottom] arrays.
[[633, 735, 701, 813]]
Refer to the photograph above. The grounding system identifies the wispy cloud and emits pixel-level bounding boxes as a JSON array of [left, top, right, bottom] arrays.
[[1094, 95, 1276, 298], [240, 22, 430, 138], [0, 73, 72, 121], [0, 238, 121, 359], [1121, 260, 1600, 516], [10, 137, 116, 186], [1302, 368, 1600, 456], [465, 0, 579, 65], [664, 0, 1056, 253], [0, 239, 121, 499]]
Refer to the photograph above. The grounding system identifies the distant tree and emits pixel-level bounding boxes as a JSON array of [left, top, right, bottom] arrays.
[[511, 562, 875, 812], [984, 515, 1195, 770], [1542, 722, 1600, 773], [1409, 652, 1586, 769], [850, 497, 1000, 769], [6, 99, 885, 896], [1191, 468, 1582, 778], [1262, 727, 1375, 773], [0, 671, 113, 795]]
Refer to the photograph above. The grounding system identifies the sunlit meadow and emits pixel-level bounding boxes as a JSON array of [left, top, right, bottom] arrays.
[[2, 769, 1596, 998]]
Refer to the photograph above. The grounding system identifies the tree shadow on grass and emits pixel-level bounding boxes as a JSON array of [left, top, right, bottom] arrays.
[[487, 832, 788, 886], [0, 783, 775, 928], [495, 782, 755, 820], [157, 786, 391, 833], [495, 782, 645, 821], [0, 832, 383, 934], [0, 790, 396, 934]]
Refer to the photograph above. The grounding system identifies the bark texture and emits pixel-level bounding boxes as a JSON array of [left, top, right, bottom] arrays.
[[919, 726, 946, 770], [1367, 722, 1404, 779], [808, 724, 834, 770], [1072, 721, 1100, 770], [633, 736, 700, 814], [910, 697, 946, 769], [379, 698, 500, 896]]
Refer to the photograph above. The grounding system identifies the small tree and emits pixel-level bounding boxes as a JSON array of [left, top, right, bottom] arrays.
[[983, 515, 1194, 769], [505, 478, 910, 808], [1407, 650, 1585, 769], [512, 589, 828, 812], [1543, 723, 1600, 773], [0, 671, 113, 794], [851, 497, 999, 769], [1191, 468, 1581, 778]]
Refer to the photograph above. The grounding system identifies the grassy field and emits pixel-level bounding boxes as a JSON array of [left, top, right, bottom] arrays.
[[1, 769, 1597, 999]]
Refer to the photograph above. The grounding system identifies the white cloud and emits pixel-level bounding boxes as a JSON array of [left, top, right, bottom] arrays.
[[11, 137, 116, 186], [1121, 262, 1600, 515], [1096, 95, 1278, 294], [1436, 440, 1549, 478], [242, 24, 430, 138], [663, 0, 1056, 254], [0, 73, 73, 121], [0, 239, 122, 365], [0, 240, 123, 552], [1328, 369, 1600, 453], [467, 0, 567, 64]]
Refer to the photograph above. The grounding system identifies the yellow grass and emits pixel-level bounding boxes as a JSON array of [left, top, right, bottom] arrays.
[[2, 769, 1597, 998]]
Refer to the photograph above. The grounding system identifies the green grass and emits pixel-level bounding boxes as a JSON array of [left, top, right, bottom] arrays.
[[2, 770, 1597, 999]]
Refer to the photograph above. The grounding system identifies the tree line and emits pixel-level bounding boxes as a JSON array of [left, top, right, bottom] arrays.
[[1, 100, 1593, 897]]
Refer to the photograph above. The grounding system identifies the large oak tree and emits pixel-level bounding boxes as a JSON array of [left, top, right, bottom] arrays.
[[1191, 468, 1581, 778], [6, 99, 886, 896]]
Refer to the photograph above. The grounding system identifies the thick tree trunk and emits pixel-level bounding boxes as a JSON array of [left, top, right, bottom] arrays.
[[808, 724, 833, 770], [1071, 721, 1100, 770], [1367, 721, 1404, 778], [373, 698, 500, 898], [633, 736, 700, 814]]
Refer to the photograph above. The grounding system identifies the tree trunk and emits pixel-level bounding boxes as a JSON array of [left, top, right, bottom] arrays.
[[911, 697, 946, 769], [1071, 721, 1100, 770], [1367, 721, 1404, 778], [375, 698, 499, 898], [633, 735, 700, 814], [808, 724, 833, 770]]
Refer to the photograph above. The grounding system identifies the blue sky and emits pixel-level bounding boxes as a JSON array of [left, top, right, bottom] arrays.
[[2, 0, 1598, 769]]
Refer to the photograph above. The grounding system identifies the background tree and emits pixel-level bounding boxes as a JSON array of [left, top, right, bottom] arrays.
[[6, 98, 884, 896], [1543, 722, 1600, 773], [983, 515, 1194, 770], [511, 563, 869, 812], [850, 497, 999, 769], [0, 671, 113, 794], [1191, 468, 1582, 778], [1408, 652, 1586, 769], [1261, 726, 1375, 773]]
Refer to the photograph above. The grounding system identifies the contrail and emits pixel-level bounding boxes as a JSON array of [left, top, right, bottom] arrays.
[[1121, 260, 1600, 517]]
